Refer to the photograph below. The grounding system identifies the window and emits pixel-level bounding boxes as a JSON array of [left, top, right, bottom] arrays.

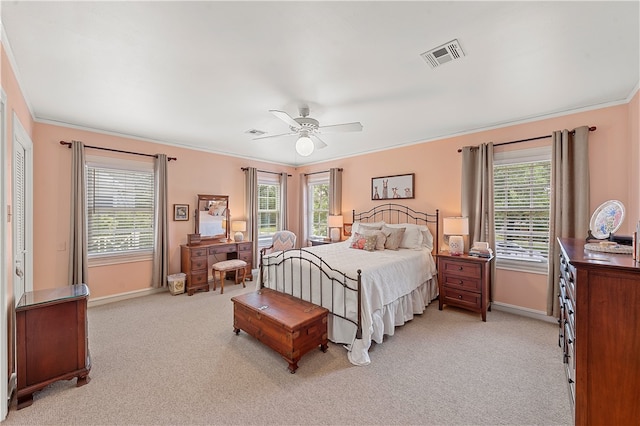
[[308, 175, 329, 239], [258, 175, 281, 247], [86, 156, 155, 264], [493, 147, 551, 274]]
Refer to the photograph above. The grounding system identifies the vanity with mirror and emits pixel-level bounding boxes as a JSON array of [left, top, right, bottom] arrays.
[[181, 194, 253, 295]]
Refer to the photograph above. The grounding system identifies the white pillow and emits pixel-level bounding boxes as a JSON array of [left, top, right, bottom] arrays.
[[384, 223, 423, 249]]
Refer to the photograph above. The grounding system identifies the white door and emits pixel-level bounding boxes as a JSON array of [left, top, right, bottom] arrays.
[[12, 114, 33, 305], [0, 89, 8, 421]]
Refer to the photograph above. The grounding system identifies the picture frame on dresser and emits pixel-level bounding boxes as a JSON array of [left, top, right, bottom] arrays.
[[371, 173, 414, 200], [173, 204, 189, 221]]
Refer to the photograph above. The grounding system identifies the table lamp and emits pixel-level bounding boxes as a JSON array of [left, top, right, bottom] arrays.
[[443, 216, 469, 255], [231, 220, 247, 242], [328, 215, 344, 242]]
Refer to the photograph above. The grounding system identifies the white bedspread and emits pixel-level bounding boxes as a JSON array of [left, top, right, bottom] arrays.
[[261, 241, 438, 365], [199, 211, 225, 236]]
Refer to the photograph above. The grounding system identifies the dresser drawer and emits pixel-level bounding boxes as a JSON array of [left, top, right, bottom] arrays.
[[238, 252, 252, 263], [190, 271, 208, 286], [442, 274, 481, 292], [237, 242, 252, 252], [209, 245, 236, 255], [442, 287, 481, 310], [191, 257, 208, 271], [440, 259, 481, 279]]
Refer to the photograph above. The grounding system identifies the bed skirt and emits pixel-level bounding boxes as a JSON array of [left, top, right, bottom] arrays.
[[346, 276, 439, 366]]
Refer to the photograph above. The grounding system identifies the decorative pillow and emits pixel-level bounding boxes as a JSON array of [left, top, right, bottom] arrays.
[[350, 232, 377, 251], [351, 221, 385, 236], [361, 229, 387, 250], [382, 226, 405, 250]]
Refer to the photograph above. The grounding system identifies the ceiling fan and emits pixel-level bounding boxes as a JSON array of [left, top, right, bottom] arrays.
[[253, 106, 363, 156]]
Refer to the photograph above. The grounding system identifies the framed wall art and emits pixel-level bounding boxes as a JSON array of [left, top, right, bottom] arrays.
[[173, 204, 189, 221], [343, 223, 353, 237], [371, 173, 415, 200]]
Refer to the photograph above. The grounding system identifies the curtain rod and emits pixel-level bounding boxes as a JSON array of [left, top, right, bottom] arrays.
[[241, 167, 291, 177], [456, 126, 597, 153], [60, 141, 177, 161], [304, 168, 343, 176]]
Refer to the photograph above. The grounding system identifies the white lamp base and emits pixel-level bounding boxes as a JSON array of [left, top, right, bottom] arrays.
[[449, 235, 464, 255], [330, 228, 341, 242], [234, 232, 244, 242]]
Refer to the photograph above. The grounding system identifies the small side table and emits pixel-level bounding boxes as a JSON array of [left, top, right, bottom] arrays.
[[310, 239, 333, 246], [437, 251, 493, 321]]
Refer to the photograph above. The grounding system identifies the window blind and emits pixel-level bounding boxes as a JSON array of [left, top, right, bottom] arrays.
[[86, 164, 154, 256]]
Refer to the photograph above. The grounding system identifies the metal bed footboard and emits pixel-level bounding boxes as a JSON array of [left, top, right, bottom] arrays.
[[259, 248, 363, 339]]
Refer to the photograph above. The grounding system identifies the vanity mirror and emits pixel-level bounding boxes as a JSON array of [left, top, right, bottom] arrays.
[[195, 194, 230, 242]]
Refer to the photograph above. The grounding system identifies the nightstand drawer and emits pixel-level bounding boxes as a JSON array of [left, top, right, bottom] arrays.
[[442, 275, 482, 292], [440, 259, 481, 279], [442, 287, 481, 309]]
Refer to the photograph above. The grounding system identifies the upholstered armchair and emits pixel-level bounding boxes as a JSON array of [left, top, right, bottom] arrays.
[[260, 230, 297, 255]]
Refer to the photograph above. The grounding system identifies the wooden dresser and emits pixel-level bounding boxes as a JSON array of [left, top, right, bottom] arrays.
[[16, 284, 91, 409], [557, 238, 640, 425], [437, 251, 493, 321], [181, 240, 253, 295]]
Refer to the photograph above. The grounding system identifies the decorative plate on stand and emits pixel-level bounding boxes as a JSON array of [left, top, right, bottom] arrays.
[[588, 200, 625, 240]]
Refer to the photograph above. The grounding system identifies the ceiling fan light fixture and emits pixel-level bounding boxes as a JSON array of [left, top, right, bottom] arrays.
[[296, 135, 314, 156]]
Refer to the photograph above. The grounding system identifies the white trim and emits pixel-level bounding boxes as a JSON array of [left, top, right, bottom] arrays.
[[87, 287, 167, 308], [88, 252, 153, 267], [492, 301, 557, 324], [0, 87, 8, 421]]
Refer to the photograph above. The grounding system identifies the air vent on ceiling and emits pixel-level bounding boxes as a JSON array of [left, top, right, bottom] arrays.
[[420, 39, 465, 69], [245, 129, 266, 136]]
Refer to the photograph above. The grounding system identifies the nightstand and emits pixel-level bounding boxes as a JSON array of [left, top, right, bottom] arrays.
[[310, 239, 333, 246], [437, 251, 493, 321]]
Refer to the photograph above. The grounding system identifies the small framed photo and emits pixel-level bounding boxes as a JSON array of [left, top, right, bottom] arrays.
[[173, 204, 189, 221], [343, 223, 353, 237]]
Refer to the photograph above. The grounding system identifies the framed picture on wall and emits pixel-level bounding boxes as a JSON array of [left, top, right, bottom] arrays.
[[371, 173, 415, 200], [343, 223, 353, 237], [174, 204, 189, 221]]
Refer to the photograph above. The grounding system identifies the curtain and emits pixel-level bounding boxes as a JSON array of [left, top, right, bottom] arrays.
[[329, 168, 342, 215], [279, 172, 288, 231], [547, 126, 590, 316], [245, 167, 259, 264], [152, 154, 169, 288], [68, 140, 88, 285], [299, 173, 309, 247], [461, 143, 495, 296]]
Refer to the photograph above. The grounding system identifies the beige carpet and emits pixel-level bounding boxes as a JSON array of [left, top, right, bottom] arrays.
[[4, 280, 572, 425]]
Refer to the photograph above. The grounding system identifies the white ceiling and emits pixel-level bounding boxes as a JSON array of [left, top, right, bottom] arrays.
[[1, 1, 638, 166]]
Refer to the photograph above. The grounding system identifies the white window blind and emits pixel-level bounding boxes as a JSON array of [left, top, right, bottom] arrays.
[[494, 147, 551, 273], [86, 157, 154, 258]]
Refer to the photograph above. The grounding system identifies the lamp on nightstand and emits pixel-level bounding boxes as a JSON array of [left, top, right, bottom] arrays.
[[328, 215, 344, 242], [443, 216, 469, 256], [231, 220, 247, 242]]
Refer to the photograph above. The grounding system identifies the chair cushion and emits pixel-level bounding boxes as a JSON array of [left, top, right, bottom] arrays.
[[212, 259, 247, 271]]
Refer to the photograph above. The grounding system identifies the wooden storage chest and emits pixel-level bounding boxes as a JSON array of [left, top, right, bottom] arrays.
[[231, 288, 328, 373]]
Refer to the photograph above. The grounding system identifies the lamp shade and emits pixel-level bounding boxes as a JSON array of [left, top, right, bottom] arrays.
[[443, 217, 469, 235], [295, 135, 314, 156], [327, 215, 344, 228], [231, 221, 246, 232]]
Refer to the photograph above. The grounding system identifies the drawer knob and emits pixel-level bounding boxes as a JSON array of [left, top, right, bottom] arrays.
[[457, 280, 463, 285], [457, 266, 463, 271], [458, 295, 463, 299]]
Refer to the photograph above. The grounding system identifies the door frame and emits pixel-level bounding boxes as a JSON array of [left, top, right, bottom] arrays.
[[0, 88, 8, 421]]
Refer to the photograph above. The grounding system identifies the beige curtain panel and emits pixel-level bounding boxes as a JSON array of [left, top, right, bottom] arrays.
[[69, 140, 88, 286], [152, 154, 169, 288]]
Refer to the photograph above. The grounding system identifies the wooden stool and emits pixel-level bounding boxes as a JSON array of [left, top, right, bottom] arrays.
[[211, 259, 247, 294]]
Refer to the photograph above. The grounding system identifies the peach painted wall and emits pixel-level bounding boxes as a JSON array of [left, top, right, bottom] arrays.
[[32, 122, 297, 298], [298, 99, 638, 313]]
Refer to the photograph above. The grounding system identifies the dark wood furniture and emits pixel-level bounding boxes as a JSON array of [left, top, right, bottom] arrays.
[[310, 239, 332, 246], [232, 288, 329, 373], [16, 284, 91, 409], [181, 240, 253, 295], [437, 251, 493, 321], [557, 237, 640, 425]]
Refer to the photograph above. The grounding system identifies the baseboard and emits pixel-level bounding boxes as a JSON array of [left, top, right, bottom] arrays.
[[88, 287, 167, 308], [492, 301, 557, 324]]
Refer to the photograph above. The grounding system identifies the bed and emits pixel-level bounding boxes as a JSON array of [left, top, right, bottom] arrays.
[[259, 203, 439, 366]]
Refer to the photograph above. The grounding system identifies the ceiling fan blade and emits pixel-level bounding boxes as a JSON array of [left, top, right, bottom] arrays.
[[318, 122, 363, 133], [270, 110, 301, 129], [311, 134, 328, 150], [253, 131, 297, 140]]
